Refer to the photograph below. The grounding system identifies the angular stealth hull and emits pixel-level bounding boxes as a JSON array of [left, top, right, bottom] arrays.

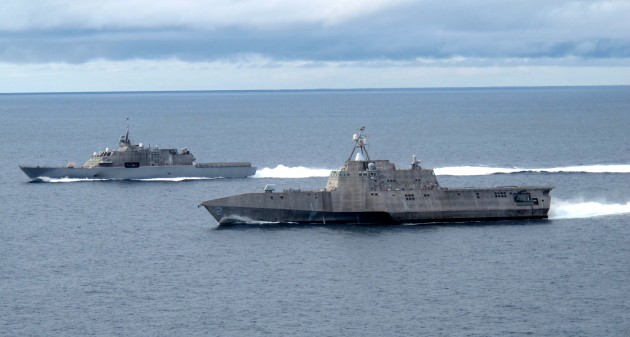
[[201, 186, 551, 225], [200, 127, 553, 226], [20, 163, 256, 181]]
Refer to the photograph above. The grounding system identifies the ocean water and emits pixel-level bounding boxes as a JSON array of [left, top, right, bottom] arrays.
[[1, 87, 629, 336]]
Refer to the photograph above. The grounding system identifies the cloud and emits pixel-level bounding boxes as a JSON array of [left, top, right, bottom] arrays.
[[1, 0, 629, 91], [0, 0, 411, 30], [2, 1, 630, 63]]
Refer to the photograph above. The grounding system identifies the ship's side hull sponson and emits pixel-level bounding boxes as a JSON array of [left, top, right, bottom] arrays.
[[202, 205, 548, 225], [19, 165, 256, 180], [202, 205, 397, 224], [390, 210, 548, 223]]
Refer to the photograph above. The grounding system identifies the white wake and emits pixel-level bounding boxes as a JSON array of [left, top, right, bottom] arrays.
[[38, 177, 109, 183], [549, 199, 630, 219], [135, 177, 218, 182], [36, 164, 629, 182], [435, 164, 630, 176], [252, 164, 629, 179], [254, 165, 332, 178]]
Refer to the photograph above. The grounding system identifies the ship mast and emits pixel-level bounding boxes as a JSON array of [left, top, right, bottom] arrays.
[[119, 117, 131, 147], [347, 126, 371, 161]]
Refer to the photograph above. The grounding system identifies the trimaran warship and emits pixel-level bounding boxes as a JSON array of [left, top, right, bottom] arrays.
[[201, 128, 552, 225], [20, 120, 256, 181]]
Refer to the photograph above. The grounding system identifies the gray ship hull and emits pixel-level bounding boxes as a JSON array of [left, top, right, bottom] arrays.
[[20, 163, 256, 181], [200, 128, 553, 226], [201, 186, 551, 225], [205, 206, 548, 225]]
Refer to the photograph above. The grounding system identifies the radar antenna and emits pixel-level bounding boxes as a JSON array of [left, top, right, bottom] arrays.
[[347, 126, 371, 161]]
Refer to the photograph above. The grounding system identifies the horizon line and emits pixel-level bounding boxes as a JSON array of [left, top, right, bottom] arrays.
[[1, 84, 628, 96]]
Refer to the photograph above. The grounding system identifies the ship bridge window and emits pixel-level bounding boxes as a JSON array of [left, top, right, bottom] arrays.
[[514, 192, 532, 203]]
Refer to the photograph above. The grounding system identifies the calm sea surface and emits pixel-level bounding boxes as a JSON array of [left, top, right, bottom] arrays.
[[1, 87, 629, 336]]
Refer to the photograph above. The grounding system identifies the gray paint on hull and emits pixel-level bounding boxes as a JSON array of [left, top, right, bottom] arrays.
[[200, 129, 553, 225], [202, 203, 549, 225], [200, 170, 552, 225], [202, 205, 396, 224], [201, 183, 552, 225], [20, 165, 256, 180]]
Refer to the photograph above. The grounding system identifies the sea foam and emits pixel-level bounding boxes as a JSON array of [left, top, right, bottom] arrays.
[[254, 165, 332, 178], [253, 164, 630, 179], [435, 164, 630, 176], [549, 199, 630, 219]]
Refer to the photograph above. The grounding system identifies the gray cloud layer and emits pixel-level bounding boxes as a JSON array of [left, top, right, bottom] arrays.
[[1, 0, 629, 64]]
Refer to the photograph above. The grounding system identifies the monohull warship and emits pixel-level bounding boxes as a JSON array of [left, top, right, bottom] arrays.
[[201, 128, 552, 225], [20, 120, 256, 181]]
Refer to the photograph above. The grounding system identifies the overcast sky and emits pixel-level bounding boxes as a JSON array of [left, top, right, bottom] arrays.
[[1, 0, 629, 92]]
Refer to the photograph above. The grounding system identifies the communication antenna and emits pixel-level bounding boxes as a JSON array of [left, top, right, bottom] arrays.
[[347, 126, 371, 161], [120, 117, 131, 146]]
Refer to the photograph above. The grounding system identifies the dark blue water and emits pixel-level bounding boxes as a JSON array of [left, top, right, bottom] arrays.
[[2, 87, 630, 336]]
